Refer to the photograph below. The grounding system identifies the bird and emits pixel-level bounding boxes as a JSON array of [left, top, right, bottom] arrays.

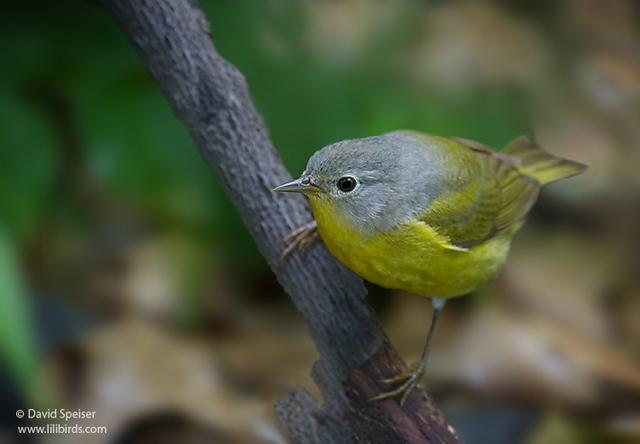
[[273, 130, 586, 405]]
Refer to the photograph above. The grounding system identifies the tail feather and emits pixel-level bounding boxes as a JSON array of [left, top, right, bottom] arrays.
[[504, 136, 587, 185]]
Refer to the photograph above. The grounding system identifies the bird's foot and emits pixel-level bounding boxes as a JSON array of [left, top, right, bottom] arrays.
[[371, 363, 425, 406], [279, 221, 319, 265]]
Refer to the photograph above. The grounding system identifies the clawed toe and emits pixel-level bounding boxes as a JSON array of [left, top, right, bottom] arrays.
[[372, 364, 424, 406], [379, 363, 420, 384], [279, 221, 319, 265], [371, 377, 418, 405]]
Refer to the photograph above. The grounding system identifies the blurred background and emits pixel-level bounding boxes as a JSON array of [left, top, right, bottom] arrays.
[[1, 0, 639, 443]]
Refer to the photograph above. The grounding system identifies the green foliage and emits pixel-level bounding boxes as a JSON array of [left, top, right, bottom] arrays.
[[0, 228, 44, 402], [0, 92, 56, 240]]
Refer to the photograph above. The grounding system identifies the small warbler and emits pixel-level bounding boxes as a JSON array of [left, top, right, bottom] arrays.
[[274, 131, 585, 404]]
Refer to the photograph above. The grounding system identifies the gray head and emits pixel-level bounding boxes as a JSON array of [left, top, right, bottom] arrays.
[[274, 131, 447, 233]]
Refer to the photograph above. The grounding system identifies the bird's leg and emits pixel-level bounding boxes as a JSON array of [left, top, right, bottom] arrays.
[[279, 220, 319, 264], [372, 297, 446, 406]]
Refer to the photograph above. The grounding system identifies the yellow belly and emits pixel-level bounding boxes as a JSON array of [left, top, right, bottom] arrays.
[[309, 199, 512, 298]]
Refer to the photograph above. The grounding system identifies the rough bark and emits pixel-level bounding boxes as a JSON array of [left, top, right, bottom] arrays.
[[102, 1, 459, 442]]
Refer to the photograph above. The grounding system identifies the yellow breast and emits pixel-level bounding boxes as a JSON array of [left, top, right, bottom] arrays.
[[308, 197, 512, 298]]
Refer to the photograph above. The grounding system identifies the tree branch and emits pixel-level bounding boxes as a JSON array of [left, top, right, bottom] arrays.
[[102, 1, 459, 442]]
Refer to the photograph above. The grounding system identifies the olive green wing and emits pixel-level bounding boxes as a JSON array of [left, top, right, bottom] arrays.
[[409, 133, 540, 248]]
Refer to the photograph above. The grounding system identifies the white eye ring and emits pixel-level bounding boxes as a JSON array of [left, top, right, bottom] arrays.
[[337, 176, 357, 192]]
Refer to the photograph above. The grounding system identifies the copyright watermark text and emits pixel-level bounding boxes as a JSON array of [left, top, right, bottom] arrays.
[[15, 409, 107, 436]]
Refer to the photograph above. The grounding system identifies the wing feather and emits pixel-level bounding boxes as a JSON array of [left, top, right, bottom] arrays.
[[413, 134, 539, 248]]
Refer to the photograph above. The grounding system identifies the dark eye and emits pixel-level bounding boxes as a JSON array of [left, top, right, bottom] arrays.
[[337, 176, 357, 192]]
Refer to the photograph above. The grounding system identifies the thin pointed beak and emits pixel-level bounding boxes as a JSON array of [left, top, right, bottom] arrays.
[[273, 176, 321, 193]]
